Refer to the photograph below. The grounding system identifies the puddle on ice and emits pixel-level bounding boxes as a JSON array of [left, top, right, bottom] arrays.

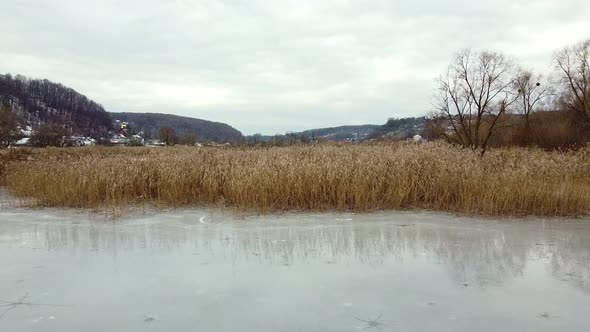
[[0, 208, 589, 331]]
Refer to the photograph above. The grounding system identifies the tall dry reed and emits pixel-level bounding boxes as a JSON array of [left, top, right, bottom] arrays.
[[4, 143, 590, 216]]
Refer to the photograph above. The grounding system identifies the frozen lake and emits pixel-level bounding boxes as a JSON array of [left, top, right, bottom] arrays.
[[0, 208, 589, 331]]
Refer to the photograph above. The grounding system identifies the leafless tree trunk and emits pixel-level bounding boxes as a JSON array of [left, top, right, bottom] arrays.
[[513, 69, 552, 127], [432, 49, 517, 155], [159, 127, 177, 146], [0, 106, 20, 148], [555, 39, 590, 122]]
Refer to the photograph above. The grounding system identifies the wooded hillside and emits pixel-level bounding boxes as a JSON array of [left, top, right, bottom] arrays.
[[0, 74, 112, 137]]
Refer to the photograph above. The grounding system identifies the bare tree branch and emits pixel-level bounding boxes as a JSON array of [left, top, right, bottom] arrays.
[[431, 49, 516, 154]]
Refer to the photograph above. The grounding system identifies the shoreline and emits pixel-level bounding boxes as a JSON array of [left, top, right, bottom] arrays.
[[2, 190, 589, 221]]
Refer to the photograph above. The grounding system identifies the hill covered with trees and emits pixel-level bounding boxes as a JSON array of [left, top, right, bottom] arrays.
[[298, 124, 379, 140], [246, 118, 426, 144], [0, 74, 112, 137], [284, 118, 425, 142], [371, 117, 426, 139], [110, 112, 243, 142]]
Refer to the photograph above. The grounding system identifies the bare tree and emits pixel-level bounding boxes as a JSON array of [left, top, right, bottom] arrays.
[[177, 133, 198, 145], [159, 127, 176, 146], [513, 68, 552, 127], [30, 123, 67, 147], [0, 106, 20, 148], [555, 39, 590, 121], [432, 49, 517, 155]]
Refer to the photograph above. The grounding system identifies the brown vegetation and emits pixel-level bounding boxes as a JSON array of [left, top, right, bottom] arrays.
[[0, 148, 34, 185], [428, 110, 588, 150], [3, 143, 590, 216]]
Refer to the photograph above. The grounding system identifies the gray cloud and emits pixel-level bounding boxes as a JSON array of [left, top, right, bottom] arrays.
[[1, 0, 589, 134]]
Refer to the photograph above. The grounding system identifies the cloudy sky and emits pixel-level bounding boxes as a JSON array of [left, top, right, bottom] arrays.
[[1, 0, 589, 134]]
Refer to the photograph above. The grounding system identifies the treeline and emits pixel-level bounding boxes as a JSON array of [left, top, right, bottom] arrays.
[[244, 119, 427, 146], [370, 117, 425, 139], [0, 74, 112, 137], [297, 124, 379, 140], [110, 112, 243, 143], [155, 127, 199, 146], [244, 125, 379, 145], [427, 38, 590, 154]]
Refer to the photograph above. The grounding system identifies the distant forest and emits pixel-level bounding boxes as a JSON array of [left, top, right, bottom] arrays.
[[371, 117, 425, 138], [0, 74, 243, 143], [298, 124, 379, 141], [246, 117, 426, 144], [0, 74, 112, 137], [110, 112, 243, 142]]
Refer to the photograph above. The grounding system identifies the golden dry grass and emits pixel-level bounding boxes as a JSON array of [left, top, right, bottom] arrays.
[[3, 142, 590, 216]]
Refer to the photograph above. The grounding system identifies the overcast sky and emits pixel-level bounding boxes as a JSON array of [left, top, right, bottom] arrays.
[[1, 0, 589, 134]]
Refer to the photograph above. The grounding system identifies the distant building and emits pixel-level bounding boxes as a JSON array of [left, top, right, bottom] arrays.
[[64, 136, 96, 147], [10, 137, 32, 147], [110, 133, 128, 145]]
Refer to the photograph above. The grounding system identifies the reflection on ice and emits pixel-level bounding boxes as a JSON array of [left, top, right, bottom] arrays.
[[1, 209, 589, 331], [2, 211, 589, 292]]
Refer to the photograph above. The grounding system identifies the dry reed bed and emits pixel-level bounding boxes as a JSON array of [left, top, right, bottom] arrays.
[[4, 143, 590, 216]]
